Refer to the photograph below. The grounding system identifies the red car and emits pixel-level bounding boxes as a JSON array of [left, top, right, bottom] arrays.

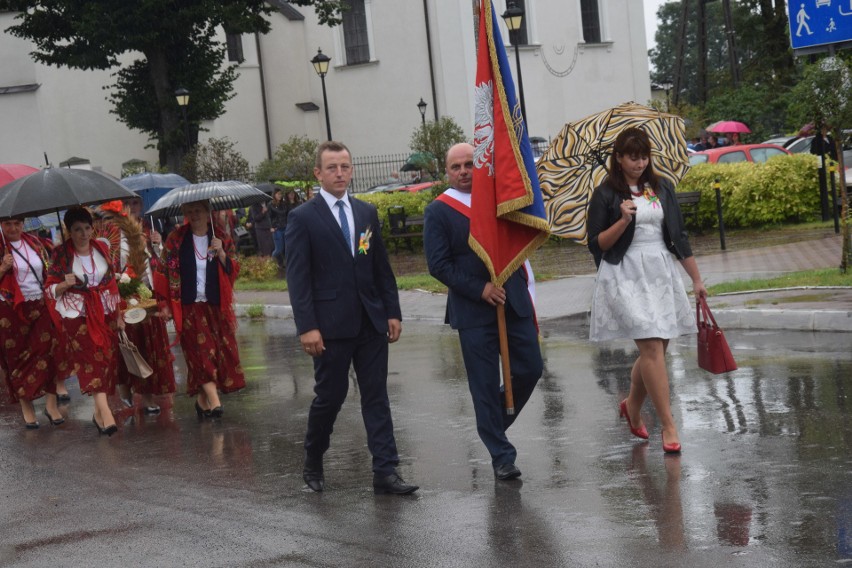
[[689, 143, 791, 166], [385, 181, 441, 193]]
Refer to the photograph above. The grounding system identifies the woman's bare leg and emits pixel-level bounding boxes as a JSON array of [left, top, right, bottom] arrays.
[[635, 338, 679, 447]]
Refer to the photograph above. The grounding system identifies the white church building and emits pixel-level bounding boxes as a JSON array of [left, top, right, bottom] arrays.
[[0, 0, 651, 179]]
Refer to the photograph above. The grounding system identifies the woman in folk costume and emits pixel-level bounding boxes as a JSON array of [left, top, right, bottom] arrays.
[[46, 207, 124, 436], [0, 217, 64, 428], [163, 200, 245, 418], [95, 200, 176, 414]]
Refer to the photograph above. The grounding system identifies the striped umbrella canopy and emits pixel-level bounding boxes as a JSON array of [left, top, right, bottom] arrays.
[[145, 180, 271, 218], [537, 102, 689, 244]]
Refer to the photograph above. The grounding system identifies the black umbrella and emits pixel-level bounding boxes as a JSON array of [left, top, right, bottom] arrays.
[[0, 167, 137, 219], [145, 180, 270, 218]]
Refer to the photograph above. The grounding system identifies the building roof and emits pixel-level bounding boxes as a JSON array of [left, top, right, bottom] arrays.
[[266, 0, 304, 21]]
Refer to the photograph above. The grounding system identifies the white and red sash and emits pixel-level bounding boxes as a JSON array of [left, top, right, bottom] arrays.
[[437, 189, 538, 317]]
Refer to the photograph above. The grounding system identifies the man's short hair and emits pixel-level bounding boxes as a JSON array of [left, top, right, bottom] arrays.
[[315, 141, 352, 169]]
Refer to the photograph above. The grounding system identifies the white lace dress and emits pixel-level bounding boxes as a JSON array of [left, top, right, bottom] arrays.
[[589, 191, 695, 342]]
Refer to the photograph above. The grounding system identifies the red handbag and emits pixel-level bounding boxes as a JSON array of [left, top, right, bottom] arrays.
[[696, 297, 738, 374]]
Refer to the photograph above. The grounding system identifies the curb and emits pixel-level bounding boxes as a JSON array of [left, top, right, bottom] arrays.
[[235, 303, 852, 332]]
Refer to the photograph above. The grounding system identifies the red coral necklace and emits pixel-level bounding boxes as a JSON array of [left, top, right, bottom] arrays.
[[75, 250, 97, 280], [10, 241, 30, 283], [193, 235, 208, 261]]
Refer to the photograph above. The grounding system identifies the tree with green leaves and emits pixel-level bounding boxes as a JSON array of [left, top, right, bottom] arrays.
[[409, 116, 467, 180], [254, 135, 319, 183], [650, 0, 794, 109], [788, 56, 852, 272], [181, 137, 250, 184], [0, 0, 345, 172]]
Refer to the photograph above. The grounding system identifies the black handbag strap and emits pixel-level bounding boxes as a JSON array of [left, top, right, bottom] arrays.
[[9, 243, 44, 287]]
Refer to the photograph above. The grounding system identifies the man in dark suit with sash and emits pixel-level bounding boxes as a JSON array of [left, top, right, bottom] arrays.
[[285, 140, 418, 495], [423, 143, 542, 481]]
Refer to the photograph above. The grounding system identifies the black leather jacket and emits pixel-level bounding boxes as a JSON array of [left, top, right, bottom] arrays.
[[587, 177, 693, 268]]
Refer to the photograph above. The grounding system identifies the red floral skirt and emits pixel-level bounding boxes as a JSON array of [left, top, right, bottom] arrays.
[[0, 300, 57, 402], [118, 315, 177, 395], [180, 302, 245, 396], [61, 314, 119, 395]]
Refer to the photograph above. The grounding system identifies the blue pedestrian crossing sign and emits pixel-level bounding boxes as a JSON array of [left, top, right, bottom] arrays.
[[789, 0, 852, 50]]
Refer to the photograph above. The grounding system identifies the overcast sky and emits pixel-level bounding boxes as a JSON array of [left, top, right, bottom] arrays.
[[644, 0, 670, 74], [644, 0, 668, 53]]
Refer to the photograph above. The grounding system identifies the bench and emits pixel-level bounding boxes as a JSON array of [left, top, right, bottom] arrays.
[[387, 206, 423, 253], [676, 191, 702, 231]]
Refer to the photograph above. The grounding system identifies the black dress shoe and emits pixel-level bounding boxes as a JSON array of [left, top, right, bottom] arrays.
[[24, 421, 39, 430], [303, 454, 324, 492], [209, 406, 224, 418], [494, 463, 522, 481], [43, 408, 65, 426], [56, 393, 71, 403], [373, 472, 419, 495]]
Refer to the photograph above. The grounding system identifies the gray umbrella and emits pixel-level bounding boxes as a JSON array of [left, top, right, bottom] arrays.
[[0, 167, 137, 219], [145, 180, 270, 218]]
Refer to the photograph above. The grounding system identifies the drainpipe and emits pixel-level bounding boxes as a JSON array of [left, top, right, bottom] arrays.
[[255, 32, 273, 160], [422, 0, 439, 121]]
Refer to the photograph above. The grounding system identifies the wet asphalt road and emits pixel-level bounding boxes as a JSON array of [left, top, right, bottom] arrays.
[[1, 318, 851, 567]]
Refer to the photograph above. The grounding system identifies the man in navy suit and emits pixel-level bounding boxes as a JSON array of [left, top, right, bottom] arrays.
[[424, 143, 542, 481], [285, 141, 418, 495]]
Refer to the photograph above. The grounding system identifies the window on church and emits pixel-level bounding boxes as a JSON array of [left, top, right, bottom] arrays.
[[226, 32, 244, 63], [580, 0, 601, 44], [343, 0, 370, 65]]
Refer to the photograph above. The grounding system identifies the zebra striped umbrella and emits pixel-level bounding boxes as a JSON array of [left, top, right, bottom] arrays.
[[144, 180, 270, 218], [537, 102, 689, 244]]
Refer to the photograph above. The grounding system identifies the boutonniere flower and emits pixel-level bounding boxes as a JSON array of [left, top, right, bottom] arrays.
[[358, 225, 373, 255], [643, 183, 660, 208]]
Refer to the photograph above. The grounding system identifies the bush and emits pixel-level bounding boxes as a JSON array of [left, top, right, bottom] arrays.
[[239, 256, 279, 281], [255, 136, 318, 183], [677, 153, 821, 229], [357, 185, 446, 241]]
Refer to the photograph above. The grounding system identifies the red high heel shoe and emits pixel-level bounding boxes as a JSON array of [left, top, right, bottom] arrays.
[[662, 433, 681, 454], [619, 399, 649, 440]]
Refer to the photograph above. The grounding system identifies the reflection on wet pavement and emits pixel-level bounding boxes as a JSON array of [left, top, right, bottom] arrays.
[[0, 319, 850, 566]]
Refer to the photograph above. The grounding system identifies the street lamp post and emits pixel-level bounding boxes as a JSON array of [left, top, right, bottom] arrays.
[[417, 98, 428, 126], [310, 48, 333, 141], [174, 87, 191, 150], [501, 2, 527, 127]]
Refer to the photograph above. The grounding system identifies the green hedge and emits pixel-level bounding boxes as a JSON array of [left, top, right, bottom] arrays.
[[677, 154, 822, 229], [355, 183, 448, 239]]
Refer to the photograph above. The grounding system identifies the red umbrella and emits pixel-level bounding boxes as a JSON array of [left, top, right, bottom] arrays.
[[0, 164, 38, 187], [707, 120, 751, 134]]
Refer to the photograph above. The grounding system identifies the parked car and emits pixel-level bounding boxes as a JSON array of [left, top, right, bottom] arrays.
[[763, 135, 814, 154], [385, 181, 441, 193], [688, 143, 791, 166], [363, 182, 406, 194]]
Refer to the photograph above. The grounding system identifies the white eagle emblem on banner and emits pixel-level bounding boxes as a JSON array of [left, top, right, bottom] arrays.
[[473, 81, 495, 177]]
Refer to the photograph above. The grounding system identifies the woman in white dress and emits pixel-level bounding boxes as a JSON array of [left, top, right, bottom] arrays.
[[587, 128, 707, 454]]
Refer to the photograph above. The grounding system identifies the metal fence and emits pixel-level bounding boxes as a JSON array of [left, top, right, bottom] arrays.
[[246, 138, 552, 194], [351, 152, 413, 193]]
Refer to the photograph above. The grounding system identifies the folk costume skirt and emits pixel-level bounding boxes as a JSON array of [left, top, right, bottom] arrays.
[[0, 300, 57, 402], [179, 302, 245, 396], [118, 315, 177, 395], [61, 315, 119, 395]]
